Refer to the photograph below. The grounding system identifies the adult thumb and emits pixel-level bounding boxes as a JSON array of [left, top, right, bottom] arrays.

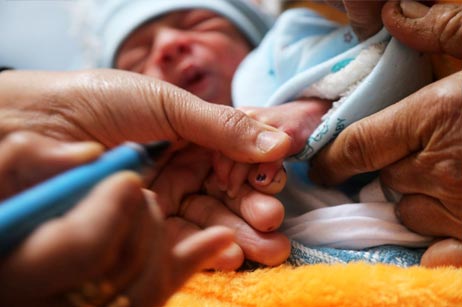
[[157, 82, 292, 163], [383, 0, 462, 59], [344, 1, 385, 40]]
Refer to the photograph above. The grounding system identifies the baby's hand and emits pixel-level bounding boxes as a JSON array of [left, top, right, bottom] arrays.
[[212, 98, 331, 197], [240, 99, 332, 156], [212, 151, 286, 198]]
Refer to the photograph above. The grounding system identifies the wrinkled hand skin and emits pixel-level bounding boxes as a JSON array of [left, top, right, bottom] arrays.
[[0, 131, 104, 200], [0, 69, 293, 270], [0, 69, 291, 163], [0, 132, 234, 307], [383, 1, 462, 59], [150, 145, 291, 270], [325, 0, 462, 54], [310, 72, 462, 267], [324, 0, 385, 40], [316, 0, 462, 267]]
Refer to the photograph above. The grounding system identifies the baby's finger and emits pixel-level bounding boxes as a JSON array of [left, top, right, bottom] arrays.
[[204, 175, 285, 232], [227, 162, 251, 199], [248, 161, 286, 194], [212, 151, 234, 191]]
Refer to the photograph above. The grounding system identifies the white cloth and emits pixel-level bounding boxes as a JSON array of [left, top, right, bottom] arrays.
[[282, 178, 432, 249]]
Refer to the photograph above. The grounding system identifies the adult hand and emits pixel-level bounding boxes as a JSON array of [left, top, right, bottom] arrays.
[[0, 69, 292, 269], [0, 132, 233, 307], [309, 72, 462, 267], [0, 69, 291, 163], [382, 0, 462, 59], [149, 145, 290, 270], [324, 0, 385, 40]]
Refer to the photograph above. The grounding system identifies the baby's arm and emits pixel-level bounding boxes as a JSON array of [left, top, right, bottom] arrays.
[[213, 98, 331, 196]]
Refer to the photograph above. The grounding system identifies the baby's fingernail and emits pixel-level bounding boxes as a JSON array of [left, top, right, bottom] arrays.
[[256, 131, 288, 153], [394, 205, 402, 222], [400, 0, 429, 19], [256, 173, 267, 183]]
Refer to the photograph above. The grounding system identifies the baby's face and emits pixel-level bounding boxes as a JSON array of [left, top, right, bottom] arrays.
[[116, 9, 251, 106]]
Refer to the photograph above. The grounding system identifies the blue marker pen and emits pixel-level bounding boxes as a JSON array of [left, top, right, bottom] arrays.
[[0, 141, 169, 256]]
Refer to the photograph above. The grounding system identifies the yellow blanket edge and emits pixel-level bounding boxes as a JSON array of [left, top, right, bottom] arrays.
[[165, 263, 462, 307]]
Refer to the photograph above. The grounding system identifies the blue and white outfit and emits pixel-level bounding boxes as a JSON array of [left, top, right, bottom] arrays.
[[233, 8, 434, 266]]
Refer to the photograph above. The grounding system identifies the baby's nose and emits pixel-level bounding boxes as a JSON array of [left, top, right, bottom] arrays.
[[152, 29, 192, 65]]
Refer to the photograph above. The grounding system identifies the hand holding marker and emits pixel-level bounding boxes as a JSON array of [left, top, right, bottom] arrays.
[[0, 141, 169, 255]]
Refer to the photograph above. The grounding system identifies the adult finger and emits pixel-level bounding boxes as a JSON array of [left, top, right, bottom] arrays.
[[0, 131, 103, 199], [344, 0, 385, 40], [421, 238, 462, 268], [381, 156, 462, 219], [309, 81, 430, 185], [149, 146, 212, 216], [204, 173, 285, 232], [157, 81, 292, 163], [0, 70, 291, 163], [126, 223, 234, 307], [76, 71, 292, 162], [383, 1, 462, 59], [324, 0, 387, 41], [170, 226, 234, 283], [396, 194, 462, 240], [165, 217, 244, 271], [310, 72, 462, 185], [0, 172, 146, 300], [179, 194, 290, 266]]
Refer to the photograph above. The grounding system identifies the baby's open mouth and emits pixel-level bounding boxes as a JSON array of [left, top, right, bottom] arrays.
[[180, 65, 206, 88], [187, 70, 205, 86], [178, 65, 212, 98]]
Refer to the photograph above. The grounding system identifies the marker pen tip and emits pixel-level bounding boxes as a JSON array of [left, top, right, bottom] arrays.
[[143, 141, 170, 160]]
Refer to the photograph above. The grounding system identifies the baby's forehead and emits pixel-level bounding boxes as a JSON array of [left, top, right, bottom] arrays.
[[147, 8, 226, 27]]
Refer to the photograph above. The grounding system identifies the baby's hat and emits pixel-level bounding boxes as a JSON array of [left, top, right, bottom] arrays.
[[95, 0, 273, 67]]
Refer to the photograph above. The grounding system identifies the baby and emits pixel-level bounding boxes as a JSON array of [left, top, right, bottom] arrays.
[[97, 0, 434, 265], [97, 0, 271, 106]]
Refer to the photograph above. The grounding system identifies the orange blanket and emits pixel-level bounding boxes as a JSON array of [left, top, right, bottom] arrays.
[[165, 263, 462, 306]]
